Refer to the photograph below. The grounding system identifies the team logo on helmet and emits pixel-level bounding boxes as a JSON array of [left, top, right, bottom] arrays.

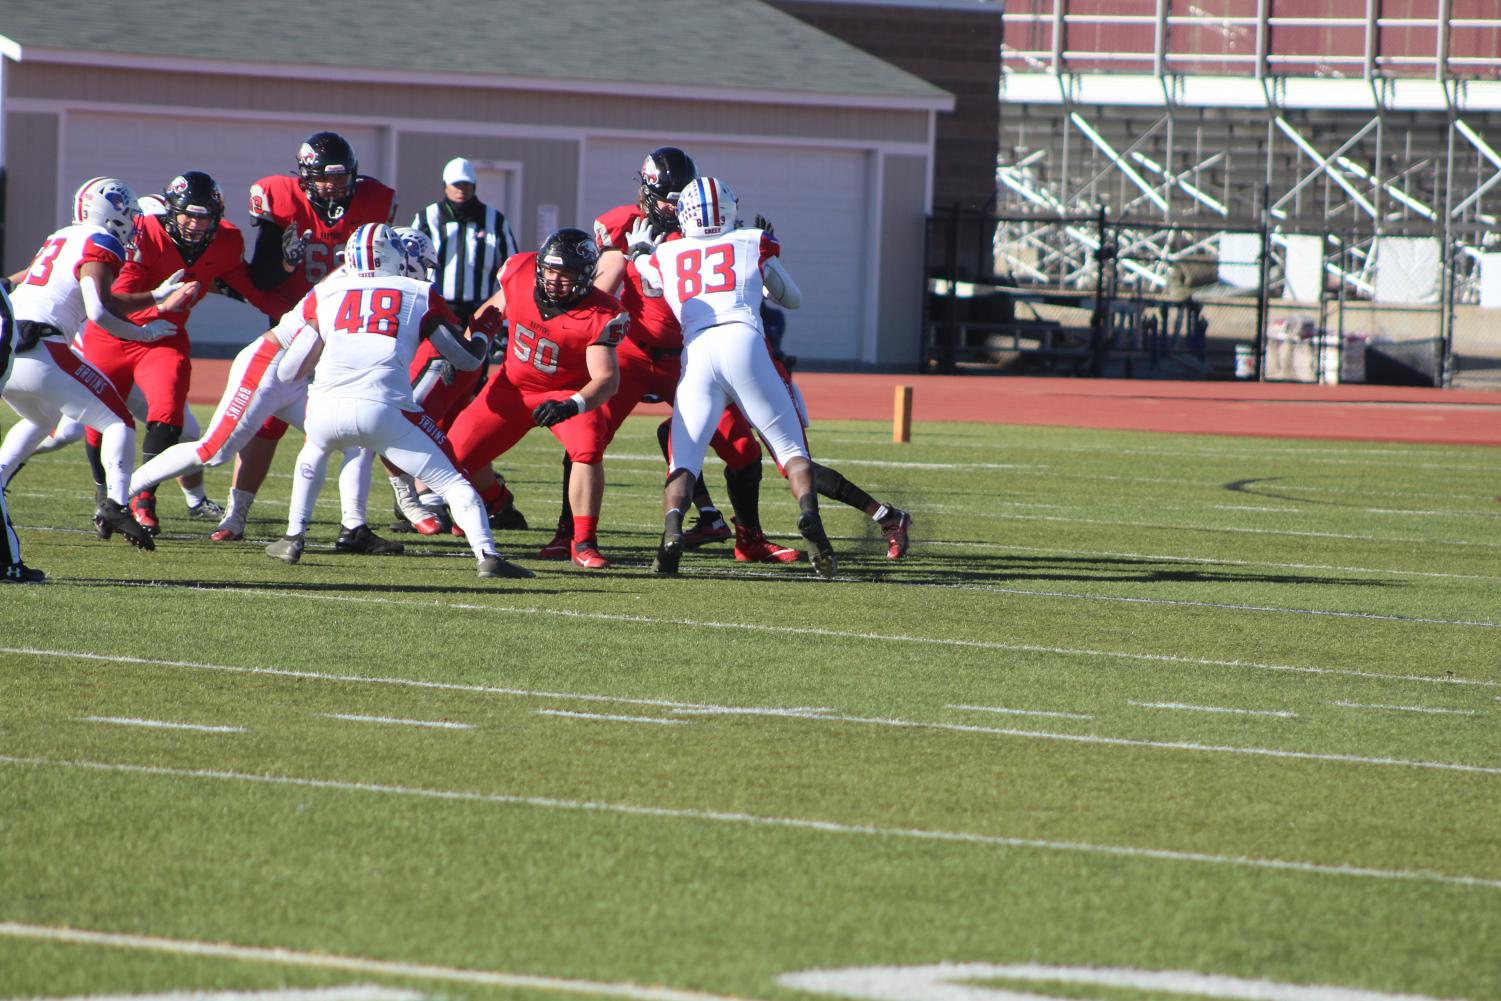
[[166, 176, 190, 197], [640, 155, 662, 189]]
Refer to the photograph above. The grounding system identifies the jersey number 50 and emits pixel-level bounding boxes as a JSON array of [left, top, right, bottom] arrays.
[[675, 244, 736, 301], [511, 323, 561, 374]]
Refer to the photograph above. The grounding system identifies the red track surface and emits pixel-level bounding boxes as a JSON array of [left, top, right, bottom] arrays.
[[187, 362, 1501, 447]]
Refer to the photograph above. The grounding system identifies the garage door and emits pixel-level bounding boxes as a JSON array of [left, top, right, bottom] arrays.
[[583, 139, 869, 364], [61, 113, 386, 351]]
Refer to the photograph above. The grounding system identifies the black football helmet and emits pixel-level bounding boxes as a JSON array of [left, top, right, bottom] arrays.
[[161, 171, 224, 256], [535, 228, 599, 307], [297, 131, 359, 222], [637, 146, 697, 231]]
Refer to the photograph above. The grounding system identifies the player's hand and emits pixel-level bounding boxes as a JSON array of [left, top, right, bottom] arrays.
[[625, 216, 659, 260], [151, 268, 189, 305], [754, 214, 775, 238], [470, 304, 505, 341], [531, 398, 579, 428], [282, 227, 312, 267], [140, 320, 178, 342]]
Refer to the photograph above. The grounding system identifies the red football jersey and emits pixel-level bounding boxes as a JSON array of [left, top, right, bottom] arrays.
[[593, 202, 682, 351], [249, 173, 397, 297], [498, 253, 625, 395], [85, 214, 290, 339]]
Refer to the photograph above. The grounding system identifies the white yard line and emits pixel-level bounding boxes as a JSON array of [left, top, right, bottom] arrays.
[[5, 642, 1496, 710], [1127, 701, 1297, 719], [2, 756, 1497, 892], [1331, 701, 1481, 717], [536, 709, 687, 726], [317, 713, 474, 730], [0, 922, 749, 1001], [81, 716, 245, 733], [946, 704, 1094, 721]]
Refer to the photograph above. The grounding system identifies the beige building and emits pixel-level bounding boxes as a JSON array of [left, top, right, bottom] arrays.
[[0, 0, 953, 369]]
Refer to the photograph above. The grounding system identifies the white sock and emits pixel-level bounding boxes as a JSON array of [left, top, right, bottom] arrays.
[[180, 481, 207, 505], [224, 488, 257, 525]]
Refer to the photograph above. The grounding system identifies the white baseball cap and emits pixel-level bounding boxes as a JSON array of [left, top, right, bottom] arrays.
[[442, 157, 477, 186]]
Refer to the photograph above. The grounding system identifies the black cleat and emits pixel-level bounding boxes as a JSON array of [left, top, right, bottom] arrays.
[[333, 523, 404, 555], [95, 499, 156, 551], [2, 562, 46, 584], [652, 532, 684, 575], [796, 510, 837, 579]]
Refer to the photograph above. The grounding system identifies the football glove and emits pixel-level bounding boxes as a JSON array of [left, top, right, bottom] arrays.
[[282, 226, 312, 266], [151, 269, 189, 306], [140, 320, 178, 342], [531, 398, 579, 427], [754, 214, 775, 238], [625, 216, 660, 261]]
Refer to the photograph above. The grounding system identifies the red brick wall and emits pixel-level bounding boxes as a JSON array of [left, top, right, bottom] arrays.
[[767, 2, 1001, 212]]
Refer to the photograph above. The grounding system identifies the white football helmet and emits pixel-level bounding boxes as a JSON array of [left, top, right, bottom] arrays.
[[676, 177, 738, 239], [73, 177, 139, 245], [393, 227, 438, 280], [344, 223, 407, 277]]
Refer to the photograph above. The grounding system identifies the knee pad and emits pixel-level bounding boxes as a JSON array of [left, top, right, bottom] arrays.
[[142, 421, 182, 457]]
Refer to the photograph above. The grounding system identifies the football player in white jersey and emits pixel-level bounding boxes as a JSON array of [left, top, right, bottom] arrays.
[[0, 177, 194, 550], [264, 224, 531, 579], [633, 176, 834, 578]]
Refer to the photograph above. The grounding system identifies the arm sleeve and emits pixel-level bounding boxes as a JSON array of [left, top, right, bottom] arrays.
[[421, 291, 484, 371], [249, 220, 292, 290], [80, 272, 158, 340], [762, 256, 802, 310]]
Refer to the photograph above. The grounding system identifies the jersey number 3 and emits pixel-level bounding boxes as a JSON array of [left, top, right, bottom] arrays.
[[23, 238, 68, 287], [333, 288, 402, 337], [674, 244, 736, 301]]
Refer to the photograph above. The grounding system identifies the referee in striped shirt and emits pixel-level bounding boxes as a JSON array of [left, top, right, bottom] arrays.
[[412, 157, 519, 326]]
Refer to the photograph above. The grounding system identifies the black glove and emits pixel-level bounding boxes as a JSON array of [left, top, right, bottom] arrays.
[[282, 226, 312, 266], [532, 397, 580, 427], [754, 214, 775, 238]]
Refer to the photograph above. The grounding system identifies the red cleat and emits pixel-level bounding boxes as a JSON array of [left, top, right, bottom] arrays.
[[538, 525, 571, 560], [733, 522, 801, 563], [881, 510, 912, 559], [683, 512, 731, 548], [128, 490, 160, 537], [570, 541, 611, 569], [209, 526, 244, 542]]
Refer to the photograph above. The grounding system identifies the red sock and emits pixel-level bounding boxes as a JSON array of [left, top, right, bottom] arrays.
[[479, 480, 504, 512], [572, 515, 598, 546]]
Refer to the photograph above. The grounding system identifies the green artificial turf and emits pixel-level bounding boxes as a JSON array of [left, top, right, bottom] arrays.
[[1, 412, 1497, 1001]]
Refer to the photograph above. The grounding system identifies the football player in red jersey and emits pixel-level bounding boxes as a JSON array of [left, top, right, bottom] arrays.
[[211, 131, 401, 548], [537, 146, 798, 565], [79, 170, 294, 536], [445, 229, 624, 569]]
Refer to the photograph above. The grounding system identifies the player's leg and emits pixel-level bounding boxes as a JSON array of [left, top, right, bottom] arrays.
[[717, 325, 833, 577], [811, 462, 912, 559], [126, 343, 191, 535], [77, 329, 137, 505], [266, 404, 342, 564], [446, 375, 532, 536], [212, 420, 285, 542], [10, 342, 152, 549], [331, 446, 403, 555], [28, 413, 85, 455], [654, 347, 725, 574], [380, 410, 531, 580], [552, 411, 613, 569]]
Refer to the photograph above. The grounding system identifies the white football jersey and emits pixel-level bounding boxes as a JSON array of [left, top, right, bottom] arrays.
[[9, 224, 129, 337], [301, 270, 446, 409], [646, 228, 778, 342]]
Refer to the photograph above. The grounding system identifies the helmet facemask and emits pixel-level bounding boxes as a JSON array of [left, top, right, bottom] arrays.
[[637, 147, 697, 234], [534, 228, 599, 310], [297, 132, 359, 223]]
